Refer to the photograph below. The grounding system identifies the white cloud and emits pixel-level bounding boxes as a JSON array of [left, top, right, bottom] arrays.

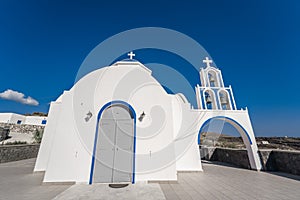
[[0, 89, 39, 106]]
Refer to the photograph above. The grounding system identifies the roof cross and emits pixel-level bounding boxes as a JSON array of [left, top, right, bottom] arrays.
[[203, 57, 213, 68], [128, 51, 135, 60]]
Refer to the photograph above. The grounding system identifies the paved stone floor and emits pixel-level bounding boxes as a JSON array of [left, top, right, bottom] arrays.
[[160, 161, 300, 200], [1, 159, 300, 200], [0, 158, 71, 200], [53, 182, 165, 200]]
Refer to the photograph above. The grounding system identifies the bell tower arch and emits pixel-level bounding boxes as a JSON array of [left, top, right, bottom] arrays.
[[195, 57, 262, 170]]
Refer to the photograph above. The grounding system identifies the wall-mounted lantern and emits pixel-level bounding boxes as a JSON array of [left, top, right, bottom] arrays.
[[85, 111, 93, 122], [138, 111, 146, 122]]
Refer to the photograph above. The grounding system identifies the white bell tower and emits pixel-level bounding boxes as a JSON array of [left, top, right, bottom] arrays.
[[196, 57, 237, 110], [195, 57, 262, 171]]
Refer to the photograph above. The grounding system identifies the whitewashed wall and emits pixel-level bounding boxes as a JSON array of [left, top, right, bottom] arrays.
[[0, 113, 47, 126], [0, 113, 11, 123], [0, 113, 26, 124], [35, 61, 203, 183], [24, 116, 47, 126]]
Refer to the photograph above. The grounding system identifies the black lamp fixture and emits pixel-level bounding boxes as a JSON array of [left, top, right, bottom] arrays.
[[138, 111, 146, 122], [85, 111, 93, 122]]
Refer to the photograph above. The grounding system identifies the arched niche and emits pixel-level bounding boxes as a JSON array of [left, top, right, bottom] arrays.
[[203, 89, 217, 110], [207, 70, 219, 87], [218, 90, 232, 110]]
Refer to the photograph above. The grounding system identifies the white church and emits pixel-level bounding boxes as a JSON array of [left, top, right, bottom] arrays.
[[34, 52, 262, 184]]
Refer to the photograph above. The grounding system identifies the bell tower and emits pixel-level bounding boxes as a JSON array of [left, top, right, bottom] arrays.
[[194, 57, 262, 170], [195, 57, 237, 110]]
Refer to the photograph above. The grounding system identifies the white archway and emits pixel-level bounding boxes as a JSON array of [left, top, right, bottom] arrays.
[[196, 111, 262, 170]]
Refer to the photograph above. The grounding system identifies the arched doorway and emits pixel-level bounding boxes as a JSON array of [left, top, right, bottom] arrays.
[[89, 101, 136, 184], [198, 116, 261, 170]]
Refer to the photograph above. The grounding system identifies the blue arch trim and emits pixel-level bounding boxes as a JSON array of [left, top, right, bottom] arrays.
[[197, 116, 252, 145], [89, 100, 137, 184]]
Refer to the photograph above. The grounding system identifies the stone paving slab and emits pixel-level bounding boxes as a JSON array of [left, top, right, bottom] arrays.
[[0, 158, 71, 200], [53, 182, 165, 200], [160, 161, 300, 200], [1, 158, 300, 200]]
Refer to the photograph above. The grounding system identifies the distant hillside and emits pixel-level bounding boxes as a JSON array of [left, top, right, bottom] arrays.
[[24, 112, 48, 117], [200, 132, 245, 149], [200, 132, 300, 151]]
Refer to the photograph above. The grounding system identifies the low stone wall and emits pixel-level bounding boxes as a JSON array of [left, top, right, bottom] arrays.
[[200, 146, 300, 176], [259, 149, 300, 175], [0, 123, 44, 135], [0, 144, 40, 163], [200, 146, 251, 169]]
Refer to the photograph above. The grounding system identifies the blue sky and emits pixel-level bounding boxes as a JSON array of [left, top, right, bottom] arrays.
[[0, 0, 299, 137]]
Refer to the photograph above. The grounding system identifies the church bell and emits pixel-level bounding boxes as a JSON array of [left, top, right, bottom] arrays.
[[205, 95, 212, 103], [220, 96, 228, 104]]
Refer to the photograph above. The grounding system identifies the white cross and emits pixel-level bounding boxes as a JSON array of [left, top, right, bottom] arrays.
[[203, 57, 213, 68], [128, 51, 135, 60]]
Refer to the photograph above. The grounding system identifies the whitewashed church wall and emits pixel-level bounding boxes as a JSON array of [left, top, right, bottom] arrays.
[[38, 63, 203, 183], [172, 99, 203, 171], [43, 91, 79, 182], [34, 102, 62, 171], [89, 66, 177, 181]]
